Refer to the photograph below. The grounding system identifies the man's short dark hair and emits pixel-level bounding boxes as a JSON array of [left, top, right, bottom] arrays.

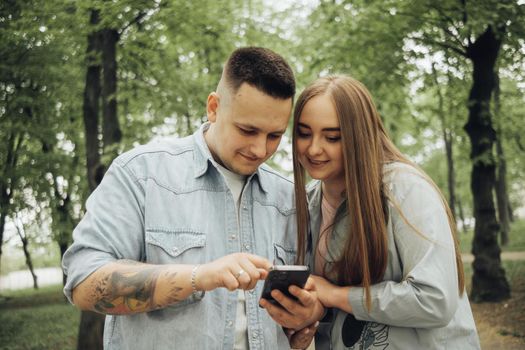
[[223, 47, 295, 99]]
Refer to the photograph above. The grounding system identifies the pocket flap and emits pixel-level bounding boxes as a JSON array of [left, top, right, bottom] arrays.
[[273, 243, 296, 265], [146, 229, 206, 258]]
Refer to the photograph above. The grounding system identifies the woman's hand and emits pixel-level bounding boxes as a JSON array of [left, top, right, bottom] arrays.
[[310, 275, 353, 313]]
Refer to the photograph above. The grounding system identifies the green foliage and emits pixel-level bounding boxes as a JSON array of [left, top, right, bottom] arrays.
[[1, 0, 524, 297], [1, 0, 295, 275]]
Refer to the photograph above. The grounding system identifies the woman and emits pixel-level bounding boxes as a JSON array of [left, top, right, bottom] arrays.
[[292, 75, 480, 349]]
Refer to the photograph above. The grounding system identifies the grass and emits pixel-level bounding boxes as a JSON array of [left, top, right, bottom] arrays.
[[459, 218, 525, 254], [0, 284, 80, 350]]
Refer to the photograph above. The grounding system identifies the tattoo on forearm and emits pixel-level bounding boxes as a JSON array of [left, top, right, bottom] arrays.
[[91, 260, 184, 314], [160, 271, 184, 307]]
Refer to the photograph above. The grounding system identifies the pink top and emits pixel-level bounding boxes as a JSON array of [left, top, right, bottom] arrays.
[[315, 195, 338, 275]]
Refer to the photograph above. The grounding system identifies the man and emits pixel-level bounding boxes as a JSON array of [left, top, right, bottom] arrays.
[[63, 47, 321, 350]]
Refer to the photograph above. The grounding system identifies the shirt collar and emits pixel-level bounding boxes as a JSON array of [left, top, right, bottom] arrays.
[[192, 122, 268, 193]]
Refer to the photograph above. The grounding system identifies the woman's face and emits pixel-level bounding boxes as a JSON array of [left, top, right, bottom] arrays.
[[296, 93, 345, 186]]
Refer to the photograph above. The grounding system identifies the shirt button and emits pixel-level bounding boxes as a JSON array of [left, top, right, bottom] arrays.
[[252, 330, 259, 339], [227, 320, 233, 327], [243, 206, 248, 210], [244, 244, 251, 250], [230, 234, 236, 240]]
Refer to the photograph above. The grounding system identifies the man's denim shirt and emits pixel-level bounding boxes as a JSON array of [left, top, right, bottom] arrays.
[[62, 124, 297, 350]]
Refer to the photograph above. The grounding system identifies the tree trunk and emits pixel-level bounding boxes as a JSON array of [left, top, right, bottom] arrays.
[[101, 28, 121, 158], [493, 73, 511, 246], [185, 113, 194, 135], [0, 131, 23, 274], [23, 238, 38, 289], [60, 241, 68, 287], [0, 168, 9, 275], [78, 9, 105, 350], [56, 191, 73, 287], [0, 211, 5, 274], [456, 197, 468, 234], [15, 221, 38, 289], [444, 132, 456, 217], [77, 311, 105, 350], [464, 25, 510, 302], [83, 10, 103, 193], [431, 63, 457, 219], [78, 13, 124, 350]]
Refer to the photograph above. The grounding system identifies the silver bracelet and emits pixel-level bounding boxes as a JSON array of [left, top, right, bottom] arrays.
[[191, 265, 205, 298]]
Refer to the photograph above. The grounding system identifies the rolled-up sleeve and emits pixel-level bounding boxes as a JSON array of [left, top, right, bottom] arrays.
[[348, 173, 459, 328], [62, 159, 145, 303]]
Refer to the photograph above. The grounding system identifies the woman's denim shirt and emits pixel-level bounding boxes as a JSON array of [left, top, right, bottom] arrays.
[[62, 124, 297, 350], [306, 163, 480, 350]]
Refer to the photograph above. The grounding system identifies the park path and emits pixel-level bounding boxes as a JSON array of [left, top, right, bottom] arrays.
[[1, 252, 525, 292], [461, 251, 525, 263], [0, 267, 62, 292]]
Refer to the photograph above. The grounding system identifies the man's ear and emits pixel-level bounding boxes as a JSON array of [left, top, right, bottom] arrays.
[[207, 92, 220, 123]]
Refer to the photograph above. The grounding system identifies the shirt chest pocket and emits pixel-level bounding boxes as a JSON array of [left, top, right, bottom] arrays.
[[273, 243, 296, 266], [145, 229, 207, 264]]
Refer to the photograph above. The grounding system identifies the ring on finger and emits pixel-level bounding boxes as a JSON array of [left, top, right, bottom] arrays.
[[235, 269, 245, 279]]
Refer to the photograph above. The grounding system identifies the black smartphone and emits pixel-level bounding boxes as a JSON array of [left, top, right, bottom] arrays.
[[260, 265, 310, 303]]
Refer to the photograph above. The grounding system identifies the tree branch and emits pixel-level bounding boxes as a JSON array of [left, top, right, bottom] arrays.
[[119, 11, 147, 36], [413, 35, 468, 57]]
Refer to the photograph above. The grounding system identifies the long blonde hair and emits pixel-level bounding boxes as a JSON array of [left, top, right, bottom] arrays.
[[293, 75, 464, 310]]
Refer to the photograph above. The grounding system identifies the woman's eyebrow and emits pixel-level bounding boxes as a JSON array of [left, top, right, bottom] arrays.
[[298, 123, 340, 132]]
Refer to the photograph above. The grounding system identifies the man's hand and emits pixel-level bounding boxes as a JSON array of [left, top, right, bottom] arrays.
[[71, 253, 271, 316], [259, 277, 325, 330], [286, 322, 318, 349], [195, 253, 271, 291]]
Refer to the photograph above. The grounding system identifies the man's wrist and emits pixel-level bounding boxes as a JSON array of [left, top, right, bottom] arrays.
[[191, 264, 205, 298]]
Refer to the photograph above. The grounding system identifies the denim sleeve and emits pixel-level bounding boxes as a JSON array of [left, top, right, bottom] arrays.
[[349, 173, 459, 328], [62, 160, 145, 303]]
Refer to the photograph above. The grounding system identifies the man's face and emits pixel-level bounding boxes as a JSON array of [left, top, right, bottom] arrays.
[[206, 83, 292, 175]]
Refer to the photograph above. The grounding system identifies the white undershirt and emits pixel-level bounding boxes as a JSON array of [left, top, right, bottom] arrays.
[[216, 163, 249, 350]]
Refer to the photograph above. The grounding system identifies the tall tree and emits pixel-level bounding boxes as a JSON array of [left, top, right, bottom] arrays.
[[493, 72, 512, 245], [463, 24, 510, 301]]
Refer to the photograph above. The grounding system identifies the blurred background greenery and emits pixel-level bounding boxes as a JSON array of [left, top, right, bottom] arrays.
[[1, 0, 524, 349]]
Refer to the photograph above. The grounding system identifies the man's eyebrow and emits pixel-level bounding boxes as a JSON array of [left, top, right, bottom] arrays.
[[237, 123, 286, 134]]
